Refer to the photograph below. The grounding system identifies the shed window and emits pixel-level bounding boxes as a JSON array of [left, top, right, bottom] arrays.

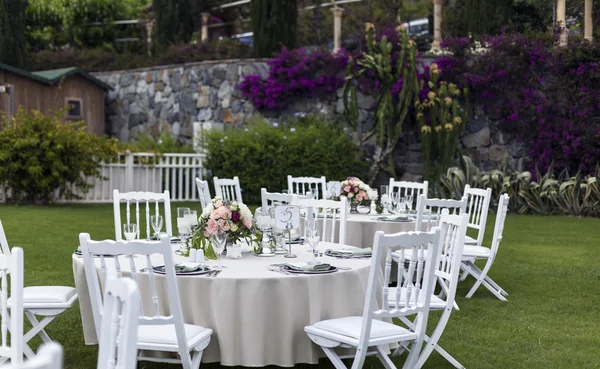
[[66, 98, 82, 119]]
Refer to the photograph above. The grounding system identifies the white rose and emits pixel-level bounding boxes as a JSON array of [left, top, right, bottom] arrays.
[[202, 203, 214, 216], [230, 223, 238, 232]]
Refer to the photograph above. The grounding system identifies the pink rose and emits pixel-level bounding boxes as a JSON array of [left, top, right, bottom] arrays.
[[356, 193, 363, 201], [344, 185, 351, 193], [362, 191, 369, 199], [206, 219, 218, 235], [214, 200, 224, 208], [218, 219, 230, 231], [243, 216, 253, 229]]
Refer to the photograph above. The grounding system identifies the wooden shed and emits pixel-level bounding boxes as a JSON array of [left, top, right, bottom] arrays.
[[0, 63, 112, 135]]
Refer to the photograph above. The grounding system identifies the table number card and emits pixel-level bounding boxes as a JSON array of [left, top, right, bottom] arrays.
[[275, 206, 300, 230]]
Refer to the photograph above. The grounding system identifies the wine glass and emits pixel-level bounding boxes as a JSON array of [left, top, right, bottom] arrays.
[[405, 194, 413, 212], [177, 207, 191, 237], [306, 227, 321, 264], [304, 219, 316, 252], [150, 215, 163, 239], [380, 185, 389, 199], [212, 231, 227, 268], [389, 193, 401, 214], [255, 214, 273, 252], [123, 223, 138, 241]]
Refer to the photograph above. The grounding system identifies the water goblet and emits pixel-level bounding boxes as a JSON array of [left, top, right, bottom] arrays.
[[177, 207, 191, 237], [306, 228, 321, 264], [380, 185, 389, 199], [405, 194, 413, 212], [150, 215, 163, 239], [389, 193, 401, 214], [123, 223, 138, 241], [212, 231, 227, 268]]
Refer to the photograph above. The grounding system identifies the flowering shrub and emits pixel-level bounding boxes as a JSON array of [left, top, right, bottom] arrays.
[[239, 48, 349, 110], [192, 196, 256, 259], [339, 177, 371, 202], [434, 32, 600, 175]]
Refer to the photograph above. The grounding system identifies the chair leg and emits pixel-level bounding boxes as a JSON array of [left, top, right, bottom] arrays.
[[322, 347, 349, 369], [464, 260, 507, 301], [25, 312, 53, 343], [375, 345, 397, 369], [191, 349, 204, 369]]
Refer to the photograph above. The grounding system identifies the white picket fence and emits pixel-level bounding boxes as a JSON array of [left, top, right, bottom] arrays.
[[0, 152, 207, 203]]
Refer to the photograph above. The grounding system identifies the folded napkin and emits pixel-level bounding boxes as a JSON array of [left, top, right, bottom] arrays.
[[328, 247, 372, 257], [283, 262, 331, 271], [377, 216, 411, 222], [174, 262, 204, 273]]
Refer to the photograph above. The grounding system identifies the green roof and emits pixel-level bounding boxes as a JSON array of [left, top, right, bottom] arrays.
[[0, 63, 112, 90]]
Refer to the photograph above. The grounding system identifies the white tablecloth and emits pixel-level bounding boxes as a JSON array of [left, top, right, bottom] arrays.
[[72, 243, 374, 366], [340, 213, 417, 248]]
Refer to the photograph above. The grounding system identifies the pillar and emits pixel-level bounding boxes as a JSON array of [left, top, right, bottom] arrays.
[[201, 12, 211, 43], [584, 0, 593, 41], [433, 0, 442, 48], [331, 6, 345, 53], [556, 0, 569, 46], [145, 21, 154, 56]]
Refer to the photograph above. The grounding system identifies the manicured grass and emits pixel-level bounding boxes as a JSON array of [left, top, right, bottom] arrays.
[[1, 203, 599, 369]]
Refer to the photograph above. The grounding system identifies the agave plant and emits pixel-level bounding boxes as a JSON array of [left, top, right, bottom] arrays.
[[438, 155, 480, 199], [518, 164, 560, 215]]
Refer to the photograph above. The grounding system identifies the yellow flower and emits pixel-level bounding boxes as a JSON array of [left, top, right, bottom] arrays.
[[396, 24, 407, 32], [449, 83, 457, 89], [434, 125, 442, 132], [430, 63, 438, 70], [445, 97, 453, 106], [421, 125, 432, 134], [365, 22, 375, 32], [408, 40, 416, 48], [454, 116, 462, 125], [428, 81, 434, 89], [453, 89, 461, 96], [417, 112, 424, 118], [427, 91, 436, 100], [444, 123, 453, 131]]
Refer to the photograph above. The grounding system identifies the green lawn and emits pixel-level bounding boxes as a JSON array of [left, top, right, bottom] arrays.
[[1, 203, 599, 369]]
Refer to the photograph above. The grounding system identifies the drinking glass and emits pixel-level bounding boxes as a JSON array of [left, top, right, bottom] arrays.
[[306, 227, 321, 263], [177, 207, 191, 237], [389, 193, 401, 214], [304, 219, 317, 252], [212, 231, 227, 268], [255, 213, 273, 251], [405, 194, 413, 212], [123, 223, 138, 241], [380, 185, 389, 199], [150, 215, 163, 239]]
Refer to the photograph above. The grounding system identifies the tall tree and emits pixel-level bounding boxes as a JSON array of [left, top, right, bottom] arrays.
[[152, 0, 196, 50], [251, 0, 298, 57], [0, 0, 27, 68]]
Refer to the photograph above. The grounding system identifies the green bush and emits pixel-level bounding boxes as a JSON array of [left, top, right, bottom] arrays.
[[0, 109, 119, 204], [204, 116, 369, 205], [125, 131, 195, 154]]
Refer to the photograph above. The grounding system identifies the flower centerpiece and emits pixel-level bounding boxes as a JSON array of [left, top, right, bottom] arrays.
[[191, 196, 257, 260], [339, 177, 372, 213]]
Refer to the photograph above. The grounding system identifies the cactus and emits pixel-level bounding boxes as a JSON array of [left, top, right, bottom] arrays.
[[415, 64, 469, 193], [342, 23, 419, 185]]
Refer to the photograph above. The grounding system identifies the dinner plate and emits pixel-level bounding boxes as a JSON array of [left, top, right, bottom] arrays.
[[376, 216, 412, 222], [152, 265, 212, 276], [73, 249, 115, 258], [324, 249, 371, 259], [255, 252, 276, 257], [281, 265, 338, 274]]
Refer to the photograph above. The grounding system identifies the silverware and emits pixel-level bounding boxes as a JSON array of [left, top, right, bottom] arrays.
[[336, 266, 352, 270], [209, 269, 222, 277]]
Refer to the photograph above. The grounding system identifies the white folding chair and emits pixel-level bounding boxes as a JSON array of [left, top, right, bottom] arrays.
[[260, 188, 294, 216], [97, 274, 140, 369], [80, 233, 213, 369], [0, 221, 77, 361], [213, 176, 243, 203], [195, 178, 212, 211], [113, 189, 173, 240], [304, 229, 442, 369], [391, 211, 469, 369], [389, 180, 429, 211], [6, 342, 63, 369], [463, 185, 492, 245], [461, 194, 510, 301], [415, 195, 467, 232], [293, 197, 348, 245], [0, 247, 24, 366], [287, 176, 327, 199]]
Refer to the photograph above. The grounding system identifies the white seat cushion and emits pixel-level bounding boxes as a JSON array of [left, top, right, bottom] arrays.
[[462, 245, 491, 258], [464, 235, 478, 244], [310, 316, 410, 340], [137, 323, 212, 348], [387, 288, 446, 310], [23, 286, 77, 304]]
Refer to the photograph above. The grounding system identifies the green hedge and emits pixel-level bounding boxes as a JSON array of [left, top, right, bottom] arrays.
[[204, 116, 368, 204]]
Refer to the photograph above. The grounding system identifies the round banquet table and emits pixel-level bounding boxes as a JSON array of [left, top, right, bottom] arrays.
[[72, 242, 375, 367], [336, 213, 418, 248]]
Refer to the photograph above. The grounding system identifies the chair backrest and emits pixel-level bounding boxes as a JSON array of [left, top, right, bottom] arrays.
[[415, 194, 467, 232], [464, 185, 493, 245], [6, 342, 63, 369], [0, 247, 24, 366], [195, 178, 212, 210], [389, 179, 429, 211], [489, 194, 510, 262], [213, 176, 243, 203], [97, 275, 140, 369], [260, 188, 294, 216], [436, 210, 469, 307], [293, 197, 348, 245], [112, 190, 173, 241], [287, 176, 327, 199], [326, 181, 341, 199], [357, 229, 440, 360], [79, 234, 189, 357], [0, 220, 12, 256]]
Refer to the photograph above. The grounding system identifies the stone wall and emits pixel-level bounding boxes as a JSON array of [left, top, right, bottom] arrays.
[[92, 58, 527, 181]]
